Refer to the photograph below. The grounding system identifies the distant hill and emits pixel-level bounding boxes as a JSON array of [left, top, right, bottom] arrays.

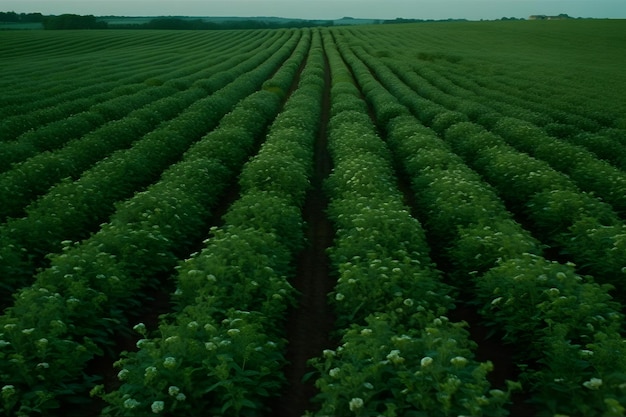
[[98, 15, 383, 27]]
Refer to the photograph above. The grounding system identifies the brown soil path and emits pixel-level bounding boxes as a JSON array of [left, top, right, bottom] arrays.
[[271, 48, 335, 417]]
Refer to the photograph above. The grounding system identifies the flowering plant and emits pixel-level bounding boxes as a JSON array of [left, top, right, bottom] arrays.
[[309, 314, 516, 416], [95, 310, 286, 416]]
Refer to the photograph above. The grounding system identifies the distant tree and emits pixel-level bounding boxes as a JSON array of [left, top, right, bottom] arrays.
[[43, 14, 107, 29], [22, 12, 44, 22], [0, 11, 19, 22]]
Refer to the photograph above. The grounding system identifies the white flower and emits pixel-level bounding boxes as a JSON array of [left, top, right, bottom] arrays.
[[349, 397, 364, 411], [583, 377, 603, 390], [323, 349, 335, 358], [36, 362, 49, 369], [490, 389, 506, 398], [556, 272, 567, 280], [151, 400, 165, 413], [0, 340, 10, 348], [145, 366, 158, 379], [329, 367, 340, 378], [187, 321, 199, 329], [163, 357, 177, 369], [363, 382, 374, 389], [133, 323, 146, 334], [360, 328, 372, 336], [2, 385, 15, 396], [227, 328, 240, 337], [491, 297, 503, 306], [335, 293, 345, 301], [168, 386, 180, 396], [21, 328, 35, 335], [579, 349, 594, 358], [124, 398, 141, 409], [205, 342, 217, 351], [450, 356, 468, 367], [387, 349, 404, 364], [175, 393, 186, 401], [547, 288, 560, 296], [117, 369, 129, 380], [421, 356, 433, 367], [403, 298, 414, 307]]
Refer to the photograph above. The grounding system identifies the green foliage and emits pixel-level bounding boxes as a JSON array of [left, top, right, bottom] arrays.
[[450, 219, 543, 277], [97, 311, 286, 417], [477, 254, 626, 416], [310, 315, 516, 417]]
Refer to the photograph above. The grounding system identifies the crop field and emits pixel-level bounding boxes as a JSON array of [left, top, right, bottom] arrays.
[[1, 19, 626, 416]]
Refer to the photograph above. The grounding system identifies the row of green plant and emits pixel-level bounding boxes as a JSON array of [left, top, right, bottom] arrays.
[[345, 29, 626, 176], [305, 31, 514, 417], [567, 129, 626, 171], [419, 56, 626, 173], [0, 88, 210, 306], [0, 29, 249, 120], [0, 29, 282, 170], [444, 122, 626, 303], [390, 120, 624, 415], [94, 29, 325, 417], [0, 31, 307, 417], [443, 56, 617, 130], [351, 24, 619, 132], [404, 58, 599, 132], [1, 51, 206, 141], [492, 117, 626, 217], [0, 29, 271, 171], [0, 84, 170, 171], [336, 35, 626, 416], [335, 32, 626, 306], [0, 33, 305, 307], [390, 118, 626, 417], [371, 40, 626, 192], [0, 89, 136, 143], [416, 58, 626, 162], [0, 30, 292, 222]]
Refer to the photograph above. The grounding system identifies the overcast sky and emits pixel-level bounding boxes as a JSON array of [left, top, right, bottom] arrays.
[[2, 0, 625, 20]]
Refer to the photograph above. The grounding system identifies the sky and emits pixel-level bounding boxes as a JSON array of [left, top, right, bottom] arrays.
[[1, 0, 625, 20]]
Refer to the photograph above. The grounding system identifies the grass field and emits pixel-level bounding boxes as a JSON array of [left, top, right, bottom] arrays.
[[1, 20, 626, 417]]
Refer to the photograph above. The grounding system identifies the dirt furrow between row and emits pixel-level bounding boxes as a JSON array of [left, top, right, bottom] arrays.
[[272, 47, 335, 417]]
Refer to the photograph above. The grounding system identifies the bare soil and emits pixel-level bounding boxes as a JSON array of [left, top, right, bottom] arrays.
[[270, 50, 335, 417]]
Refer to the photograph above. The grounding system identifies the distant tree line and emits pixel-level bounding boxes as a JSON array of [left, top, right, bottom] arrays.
[[382, 17, 468, 24], [10, 11, 580, 31], [42, 14, 108, 29], [117, 17, 335, 30], [0, 11, 44, 22]]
